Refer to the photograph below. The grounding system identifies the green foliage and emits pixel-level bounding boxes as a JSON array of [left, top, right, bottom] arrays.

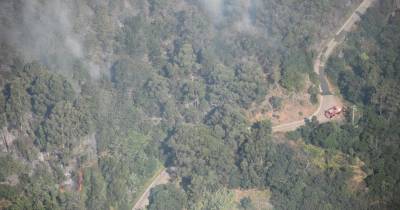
[[0, 155, 23, 181], [97, 128, 160, 209], [233, 61, 268, 107], [0, 62, 163, 209], [269, 96, 283, 111], [14, 137, 38, 161], [3, 77, 30, 128], [0, 0, 382, 209], [307, 85, 319, 104], [0, 63, 90, 158], [307, 6, 400, 207], [36, 101, 91, 153], [176, 43, 196, 70], [1, 164, 84, 210], [192, 188, 236, 210], [205, 105, 248, 141], [0, 90, 6, 128], [308, 72, 319, 86], [167, 125, 235, 183], [148, 184, 187, 210], [120, 16, 147, 56], [239, 197, 256, 210], [111, 58, 152, 91], [280, 49, 312, 91], [280, 69, 304, 91], [238, 121, 272, 188], [28, 67, 75, 116], [84, 168, 107, 210], [326, 5, 400, 112], [204, 60, 268, 108]]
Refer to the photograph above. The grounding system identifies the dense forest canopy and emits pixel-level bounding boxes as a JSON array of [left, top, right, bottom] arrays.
[[0, 0, 399, 209]]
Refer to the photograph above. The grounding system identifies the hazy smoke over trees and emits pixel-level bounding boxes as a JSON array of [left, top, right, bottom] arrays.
[[200, 0, 258, 32], [201, 0, 224, 21], [0, 0, 85, 75], [0, 0, 261, 78]]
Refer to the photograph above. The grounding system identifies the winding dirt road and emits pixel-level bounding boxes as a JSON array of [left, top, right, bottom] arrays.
[[272, 0, 377, 132]]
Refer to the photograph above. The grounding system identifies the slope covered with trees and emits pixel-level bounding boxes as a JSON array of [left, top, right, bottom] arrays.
[[323, 2, 400, 207], [1, 0, 398, 209]]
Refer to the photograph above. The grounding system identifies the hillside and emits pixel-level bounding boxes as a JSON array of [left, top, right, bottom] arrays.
[[1, 0, 399, 210]]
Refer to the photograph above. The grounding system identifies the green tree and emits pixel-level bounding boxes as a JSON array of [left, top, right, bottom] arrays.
[[176, 43, 196, 72], [148, 184, 187, 210], [269, 96, 283, 111], [4, 78, 30, 128], [239, 197, 256, 210], [167, 125, 236, 184], [239, 120, 272, 187], [308, 85, 319, 105]]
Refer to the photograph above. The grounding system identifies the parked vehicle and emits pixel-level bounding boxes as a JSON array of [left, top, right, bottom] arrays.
[[325, 106, 342, 118]]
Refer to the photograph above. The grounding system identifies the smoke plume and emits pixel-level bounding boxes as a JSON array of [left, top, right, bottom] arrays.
[[0, 0, 83, 73], [200, 0, 259, 32]]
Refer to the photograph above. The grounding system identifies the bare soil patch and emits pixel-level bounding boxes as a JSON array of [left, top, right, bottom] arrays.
[[247, 86, 317, 125]]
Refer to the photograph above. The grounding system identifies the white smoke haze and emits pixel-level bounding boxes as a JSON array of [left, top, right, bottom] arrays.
[[88, 62, 101, 79], [0, 0, 84, 74], [200, 0, 260, 33], [201, 0, 224, 22], [0, 0, 263, 79], [65, 37, 83, 58], [233, 0, 257, 32]]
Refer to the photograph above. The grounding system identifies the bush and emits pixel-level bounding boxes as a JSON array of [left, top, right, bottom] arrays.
[[148, 184, 187, 210], [240, 197, 256, 210], [308, 85, 319, 104], [269, 96, 283, 111]]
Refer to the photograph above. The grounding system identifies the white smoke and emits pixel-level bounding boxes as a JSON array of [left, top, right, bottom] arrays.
[[200, 0, 259, 33], [234, 0, 256, 32], [201, 0, 224, 22], [0, 0, 83, 71]]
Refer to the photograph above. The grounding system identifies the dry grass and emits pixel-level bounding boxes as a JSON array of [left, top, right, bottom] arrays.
[[302, 141, 368, 193], [348, 157, 368, 193], [0, 199, 12, 209], [276, 138, 368, 194]]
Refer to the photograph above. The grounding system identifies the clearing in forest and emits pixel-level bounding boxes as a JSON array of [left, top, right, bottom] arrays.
[[234, 189, 273, 210], [247, 86, 318, 125]]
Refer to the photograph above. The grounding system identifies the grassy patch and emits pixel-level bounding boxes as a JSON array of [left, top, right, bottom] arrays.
[[233, 189, 273, 210], [302, 142, 345, 170]]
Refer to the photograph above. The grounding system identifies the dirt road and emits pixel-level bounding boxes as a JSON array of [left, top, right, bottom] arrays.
[[272, 0, 377, 133], [132, 169, 171, 210]]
